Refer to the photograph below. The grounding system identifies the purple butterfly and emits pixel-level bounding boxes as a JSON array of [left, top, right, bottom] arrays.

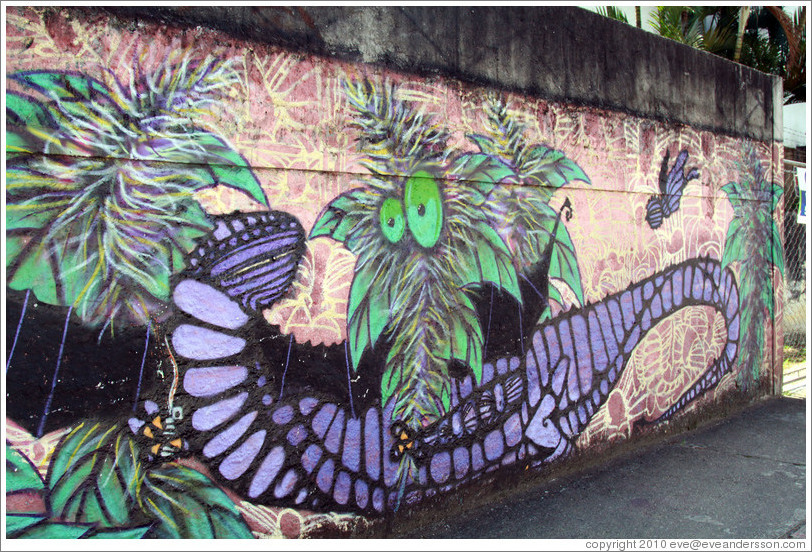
[[645, 149, 699, 229]]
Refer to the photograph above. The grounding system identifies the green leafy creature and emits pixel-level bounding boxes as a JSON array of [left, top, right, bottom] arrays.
[[6, 53, 268, 328], [311, 80, 590, 487], [312, 80, 523, 434], [721, 147, 784, 390]]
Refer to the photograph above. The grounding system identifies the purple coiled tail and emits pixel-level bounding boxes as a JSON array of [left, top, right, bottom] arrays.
[[169, 253, 739, 515]]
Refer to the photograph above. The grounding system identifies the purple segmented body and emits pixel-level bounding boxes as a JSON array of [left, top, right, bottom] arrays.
[[170, 236, 739, 514]]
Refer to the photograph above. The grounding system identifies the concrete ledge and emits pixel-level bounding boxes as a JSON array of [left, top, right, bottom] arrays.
[[104, 5, 781, 142]]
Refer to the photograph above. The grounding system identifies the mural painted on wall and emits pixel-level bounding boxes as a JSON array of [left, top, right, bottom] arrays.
[[5, 7, 784, 539]]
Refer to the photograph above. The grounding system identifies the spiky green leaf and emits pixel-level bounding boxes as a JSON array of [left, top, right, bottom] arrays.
[[6, 444, 45, 494], [6, 91, 55, 128], [140, 464, 252, 539], [770, 221, 785, 277], [770, 183, 784, 214], [451, 152, 518, 197], [85, 526, 153, 539], [6, 514, 47, 538], [12, 71, 111, 102], [347, 264, 390, 371], [545, 220, 585, 306], [439, 294, 484, 384], [12, 520, 95, 539], [525, 145, 591, 190], [458, 222, 522, 306], [467, 133, 496, 154], [186, 132, 268, 206], [721, 217, 747, 269], [309, 189, 367, 247]]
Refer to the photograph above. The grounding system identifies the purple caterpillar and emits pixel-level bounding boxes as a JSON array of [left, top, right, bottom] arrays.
[[164, 212, 739, 516]]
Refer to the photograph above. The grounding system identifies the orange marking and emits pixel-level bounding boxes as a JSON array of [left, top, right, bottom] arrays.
[[143, 427, 154, 439], [152, 416, 163, 430], [151, 443, 161, 455], [170, 438, 183, 449]]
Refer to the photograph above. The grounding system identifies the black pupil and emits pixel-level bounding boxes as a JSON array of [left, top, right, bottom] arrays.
[[387, 217, 395, 227], [417, 204, 426, 216]]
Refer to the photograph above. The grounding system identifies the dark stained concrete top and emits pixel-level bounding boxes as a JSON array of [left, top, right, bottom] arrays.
[[104, 5, 782, 143]]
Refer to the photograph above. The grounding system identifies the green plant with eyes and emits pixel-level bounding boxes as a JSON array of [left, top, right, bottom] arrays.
[[311, 81, 522, 440], [311, 80, 589, 480]]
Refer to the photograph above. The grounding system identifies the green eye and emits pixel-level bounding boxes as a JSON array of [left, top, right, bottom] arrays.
[[404, 171, 443, 248], [379, 197, 405, 243]]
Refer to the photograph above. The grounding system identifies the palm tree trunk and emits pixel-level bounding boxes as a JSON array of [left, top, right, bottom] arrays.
[[635, 6, 641, 28], [734, 6, 751, 62]]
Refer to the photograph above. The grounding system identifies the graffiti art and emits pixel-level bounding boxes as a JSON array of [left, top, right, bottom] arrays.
[[5, 7, 783, 539]]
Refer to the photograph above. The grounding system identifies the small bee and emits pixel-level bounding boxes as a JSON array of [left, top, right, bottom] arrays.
[[128, 400, 188, 463]]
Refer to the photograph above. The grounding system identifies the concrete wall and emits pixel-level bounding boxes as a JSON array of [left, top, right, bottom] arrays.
[[5, 6, 784, 539]]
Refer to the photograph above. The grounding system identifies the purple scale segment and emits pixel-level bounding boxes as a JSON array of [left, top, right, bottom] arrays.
[[273, 405, 294, 425], [355, 480, 369, 510], [324, 408, 346, 454], [430, 452, 452, 484], [605, 299, 625, 343], [619, 292, 634, 332], [275, 469, 298, 499], [568, 409, 579, 435], [372, 487, 385, 512], [342, 417, 362, 472], [287, 424, 307, 447], [192, 392, 248, 431], [483, 429, 504, 462], [481, 363, 494, 384], [173, 280, 248, 330], [301, 444, 322, 474], [503, 412, 522, 447], [526, 347, 541, 408], [566, 353, 579, 402], [183, 365, 248, 397], [651, 294, 662, 320], [312, 404, 337, 439], [453, 447, 470, 479], [559, 414, 572, 437], [299, 397, 319, 415], [552, 357, 568, 396], [577, 405, 587, 425], [587, 310, 608, 375], [316, 459, 335, 494], [334, 471, 352, 505], [203, 410, 257, 458], [219, 430, 266, 480], [172, 325, 246, 361], [364, 409, 381, 481], [673, 268, 684, 307], [544, 325, 561, 374], [572, 315, 592, 394], [471, 443, 485, 472], [683, 265, 693, 300], [661, 280, 673, 312], [496, 358, 508, 375], [632, 285, 642, 314]]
